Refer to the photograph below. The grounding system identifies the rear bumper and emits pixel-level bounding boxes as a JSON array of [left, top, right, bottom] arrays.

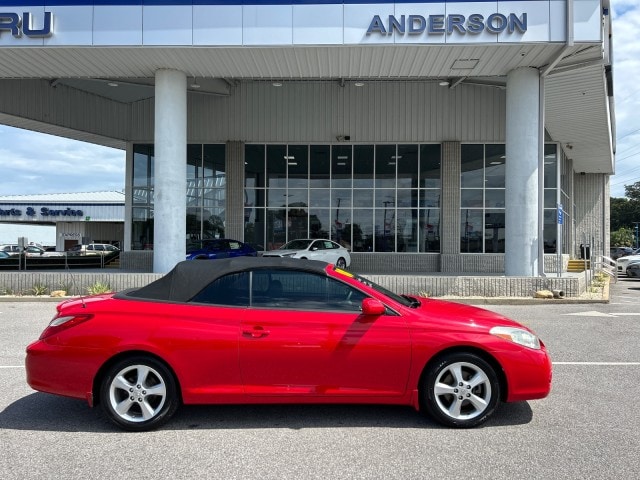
[[25, 340, 102, 404]]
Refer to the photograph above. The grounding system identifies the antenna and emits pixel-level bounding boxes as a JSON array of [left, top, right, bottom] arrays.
[[65, 251, 86, 308]]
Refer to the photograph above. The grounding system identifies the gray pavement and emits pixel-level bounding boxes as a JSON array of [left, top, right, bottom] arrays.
[[0, 281, 639, 479]]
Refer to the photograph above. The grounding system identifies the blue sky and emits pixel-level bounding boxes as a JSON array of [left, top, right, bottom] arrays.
[[0, 3, 638, 199], [609, 1, 640, 198]]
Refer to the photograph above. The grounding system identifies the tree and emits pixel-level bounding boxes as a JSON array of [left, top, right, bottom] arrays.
[[611, 181, 640, 231], [625, 182, 640, 202], [611, 227, 634, 247]]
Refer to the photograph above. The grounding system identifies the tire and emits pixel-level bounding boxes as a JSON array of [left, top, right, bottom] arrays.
[[423, 352, 500, 428], [100, 356, 179, 431], [336, 257, 347, 269]]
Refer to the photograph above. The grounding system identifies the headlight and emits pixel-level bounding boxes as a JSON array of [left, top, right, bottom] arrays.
[[490, 326, 541, 350]]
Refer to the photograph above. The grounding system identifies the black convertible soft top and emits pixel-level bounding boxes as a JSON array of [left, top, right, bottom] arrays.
[[115, 257, 330, 302]]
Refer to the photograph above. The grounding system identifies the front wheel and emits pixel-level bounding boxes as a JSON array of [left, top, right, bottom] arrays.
[[336, 257, 347, 269], [423, 352, 500, 428], [100, 356, 179, 431]]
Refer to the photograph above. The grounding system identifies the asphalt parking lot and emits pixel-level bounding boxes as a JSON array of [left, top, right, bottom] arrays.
[[1, 281, 639, 480]]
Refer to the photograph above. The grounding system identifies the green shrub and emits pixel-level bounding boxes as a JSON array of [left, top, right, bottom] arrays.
[[86, 281, 113, 295], [31, 283, 49, 296]]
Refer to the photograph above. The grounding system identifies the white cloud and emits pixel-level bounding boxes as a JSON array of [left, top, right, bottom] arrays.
[[611, 3, 640, 197], [0, 125, 125, 195]]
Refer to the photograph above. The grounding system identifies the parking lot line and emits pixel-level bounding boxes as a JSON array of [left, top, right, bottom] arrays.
[[553, 362, 640, 365]]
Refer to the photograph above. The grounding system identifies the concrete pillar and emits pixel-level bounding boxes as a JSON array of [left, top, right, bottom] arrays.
[[225, 141, 245, 241], [153, 69, 187, 273], [505, 67, 541, 276]]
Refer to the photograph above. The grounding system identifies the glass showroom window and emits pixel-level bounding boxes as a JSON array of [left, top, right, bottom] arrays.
[[244, 144, 266, 250], [461, 144, 506, 253], [132, 145, 154, 250], [543, 144, 559, 253], [186, 144, 226, 241], [131, 144, 225, 250], [244, 144, 441, 253]]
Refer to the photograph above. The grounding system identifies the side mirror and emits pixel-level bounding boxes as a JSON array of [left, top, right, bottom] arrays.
[[361, 298, 385, 316]]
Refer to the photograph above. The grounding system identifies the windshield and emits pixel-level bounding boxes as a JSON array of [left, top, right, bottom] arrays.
[[186, 241, 204, 253], [281, 240, 313, 250], [186, 240, 220, 253]]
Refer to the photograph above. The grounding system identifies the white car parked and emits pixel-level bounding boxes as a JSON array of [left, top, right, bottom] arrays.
[[263, 239, 351, 269], [617, 254, 640, 273]]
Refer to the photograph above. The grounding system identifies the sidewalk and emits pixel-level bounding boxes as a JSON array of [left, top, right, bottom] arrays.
[[441, 277, 611, 305]]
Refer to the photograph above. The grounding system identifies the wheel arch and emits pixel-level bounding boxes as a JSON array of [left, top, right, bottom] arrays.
[[417, 346, 508, 410], [92, 350, 183, 407]]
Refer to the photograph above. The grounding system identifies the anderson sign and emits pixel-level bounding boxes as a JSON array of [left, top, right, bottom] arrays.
[[0, 2, 600, 46], [367, 13, 527, 36], [1, 10, 526, 40]]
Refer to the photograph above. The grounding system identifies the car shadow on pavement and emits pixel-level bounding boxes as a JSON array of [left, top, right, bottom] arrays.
[[0, 393, 534, 432]]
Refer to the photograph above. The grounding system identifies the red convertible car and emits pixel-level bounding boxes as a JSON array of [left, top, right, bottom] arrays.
[[26, 258, 551, 431]]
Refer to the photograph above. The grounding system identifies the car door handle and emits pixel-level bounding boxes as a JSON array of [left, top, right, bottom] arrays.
[[242, 326, 270, 338]]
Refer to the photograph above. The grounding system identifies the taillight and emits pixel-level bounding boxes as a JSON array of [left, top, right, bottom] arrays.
[[39, 314, 93, 339]]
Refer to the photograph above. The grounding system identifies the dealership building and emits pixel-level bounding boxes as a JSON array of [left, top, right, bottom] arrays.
[[0, 1, 614, 275], [0, 191, 125, 250]]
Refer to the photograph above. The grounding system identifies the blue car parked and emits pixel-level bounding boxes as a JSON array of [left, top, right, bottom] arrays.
[[186, 239, 257, 260]]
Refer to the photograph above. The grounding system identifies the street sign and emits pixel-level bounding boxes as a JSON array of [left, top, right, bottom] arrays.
[[557, 204, 563, 225]]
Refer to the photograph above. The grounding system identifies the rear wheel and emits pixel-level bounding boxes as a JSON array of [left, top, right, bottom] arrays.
[[100, 356, 179, 431], [336, 257, 347, 269], [423, 352, 500, 428]]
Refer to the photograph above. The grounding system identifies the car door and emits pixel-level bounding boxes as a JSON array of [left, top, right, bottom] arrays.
[[307, 240, 333, 264], [239, 269, 411, 397], [206, 240, 228, 259]]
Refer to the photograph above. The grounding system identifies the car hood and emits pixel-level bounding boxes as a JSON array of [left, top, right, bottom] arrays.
[[411, 297, 529, 332], [186, 249, 207, 256], [264, 249, 302, 256], [619, 255, 640, 264]]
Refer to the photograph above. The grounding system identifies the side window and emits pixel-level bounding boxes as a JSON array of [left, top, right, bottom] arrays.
[[250, 269, 367, 312], [228, 241, 241, 250], [326, 277, 368, 312], [190, 272, 250, 306], [312, 240, 324, 250]]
